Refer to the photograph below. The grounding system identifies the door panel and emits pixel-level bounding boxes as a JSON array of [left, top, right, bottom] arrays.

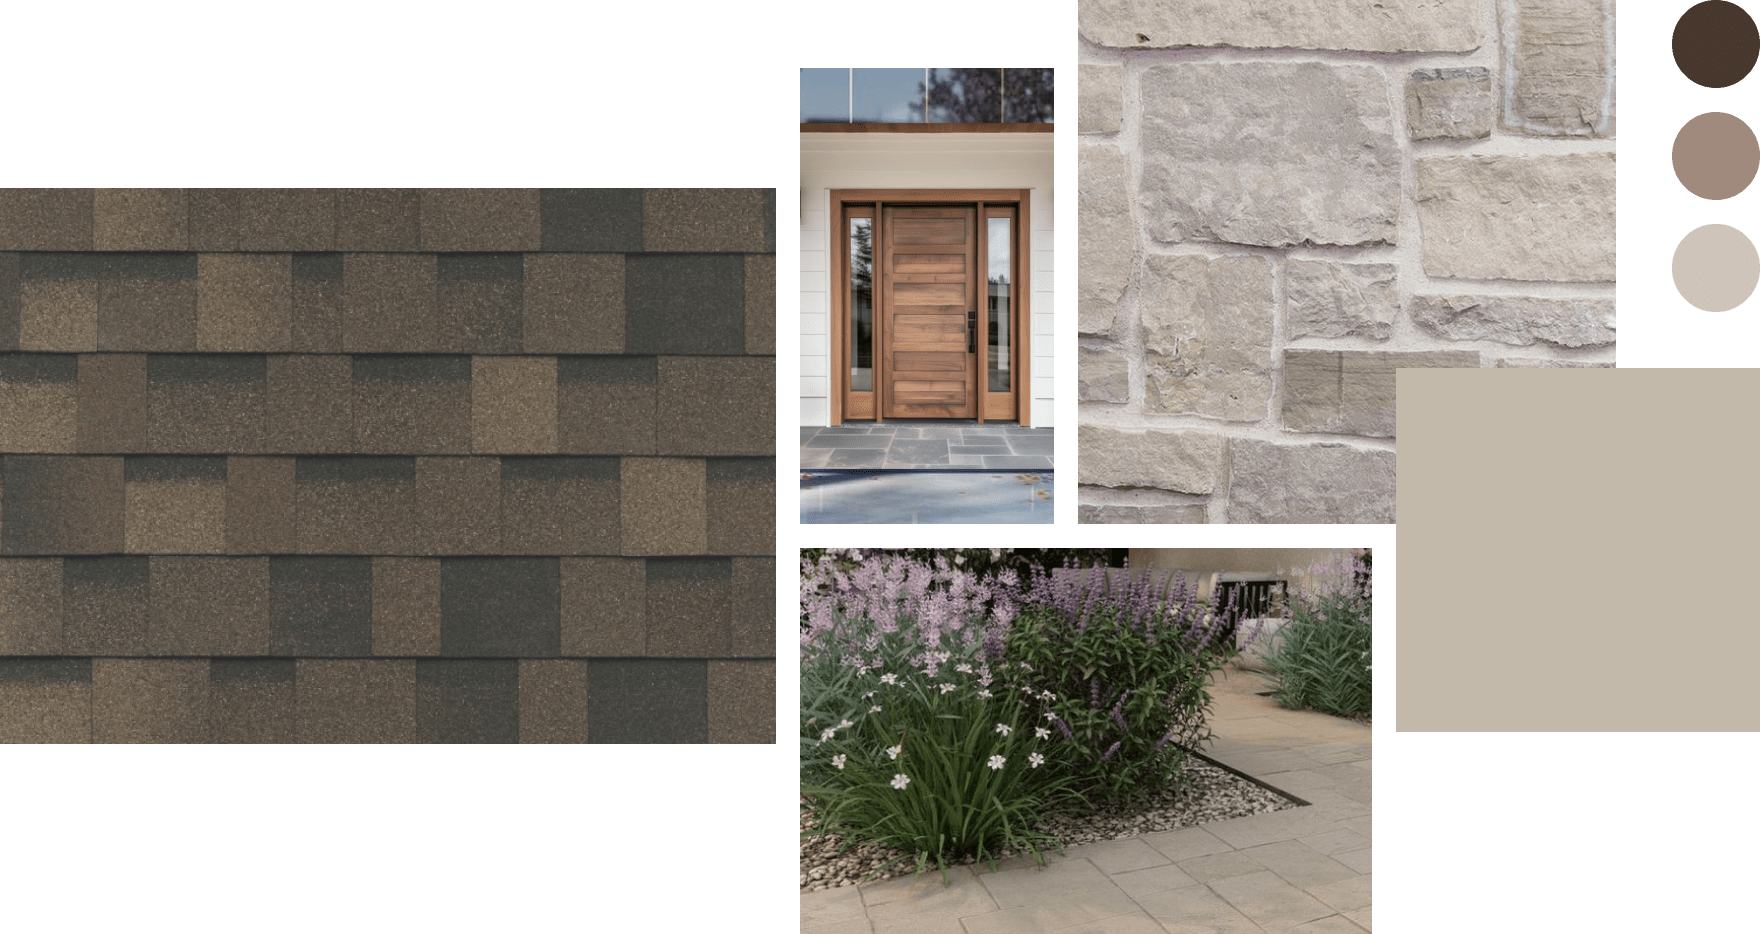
[[882, 205, 978, 418]]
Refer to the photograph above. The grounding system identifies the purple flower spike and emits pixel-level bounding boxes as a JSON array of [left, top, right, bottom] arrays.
[[1101, 741, 1122, 761]]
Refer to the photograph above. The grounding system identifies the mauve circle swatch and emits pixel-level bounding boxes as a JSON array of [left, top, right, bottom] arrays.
[[1674, 112, 1760, 199], [1674, 224, 1760, 311], [1675, 1, 1760, 88]]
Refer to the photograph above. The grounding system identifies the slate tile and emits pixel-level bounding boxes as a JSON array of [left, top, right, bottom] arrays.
[[539, 188, 643, 252], [336, 189, 420, 251], [620, 457, 706, 556], [561, 556, 645, 656], [0, 353, 78, 452], [0, 189, 92, 250], [94, 189, 189, 251], [499, 457, 620, 555], [372, 557, 440, 655], [351, 355, 470, 454], [197, 253, 292, 351], [587, 659, 706, 744], [708, 659, 775, 743], [342, 253, 438, 352], [439, 557, 561, 657], [1, 455, 124, 555], [0, 658, 91, 742], [208, 659, 296, 743], [97, 253, 198, 352], [145, 354, 267, 453], [731, 556, 775, 658], [625, 254, 745, 354], [413, 456, 501, 554], [0, 557, 62, 654], [270, 556, 373, 657], [236, 189, 336, 251], [656, 356, 773, 455], [93, 658, 210, 743], [556, 356, 656, 455], [472, 356, 556, 453], [420, 189, 541, 252], [266, 355, 353, 453], [518, 658, 589, 743], [19, 276, 97, 351], [437, 253, 523, 353], [642, 189, 770, 252], [646, 557, 731, 656], [522, 253, 624, 353], [77, 354, 147, 452], [746, 254, 775, 354], [707, 458, 774, 556], [291, 253, 343, 352], [124, 455, 228, 554], [225, 456, 295, 554], [0, 251, 18, 350], [295, 659, 417, 743], [416, 659, 519, 743], [293, 456, 417, 554], [62, 556, 150, 655], [148, 556, 270, 655]]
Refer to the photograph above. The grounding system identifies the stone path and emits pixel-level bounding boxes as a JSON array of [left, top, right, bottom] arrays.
[[799, 671, 1371, 933], [800, 422, 1054, 470]]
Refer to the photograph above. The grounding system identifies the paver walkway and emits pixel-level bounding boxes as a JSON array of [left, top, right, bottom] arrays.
[[800, 421, 1054, 470], [799, 670, 1371, 933]]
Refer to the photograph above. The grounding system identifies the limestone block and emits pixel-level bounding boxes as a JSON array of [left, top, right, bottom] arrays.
[[1079, 502, 1208, 524], [1079, 64, 1123, 133], [1491, 356, 1614, 368], [1282, 350, 1481, 438], [1417, 155, 1615, 282], [1407, 68, 1494, 140], [1079, 142, 1135, 336], [1078, 344, 1129, 403], [1503, 0, 1614, 136], [1411, 294, 1615, 347], [1080, 0, 1482, 52], [1139, 253, 1274, 421], [1227, 440, 1396, 524], [1139, 63, 1401, 248], [1078, 425, 1224, 494], [1285, 260, 1398, 340]]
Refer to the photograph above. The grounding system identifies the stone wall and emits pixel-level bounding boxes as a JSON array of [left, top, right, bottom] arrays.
[[1078, 0, 1615, 524]]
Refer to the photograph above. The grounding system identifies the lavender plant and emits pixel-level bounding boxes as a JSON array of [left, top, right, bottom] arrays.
[[1255, 550, 1372, 718]]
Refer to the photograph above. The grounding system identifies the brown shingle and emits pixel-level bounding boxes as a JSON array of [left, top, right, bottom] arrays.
[[707, 458, 773, 557], [98, 254, 198, 352], [124, 456, 228, 554], [642, 189, 769, 252], [94, 189, 188, 251], [146, 354, 266, 453], [294, 456, 417, 554], [656, 356, 773, 456], [0, 455, 124, 555], [209, 659, 296, 743], [561, 556, 645, 656], [148, 555, 270, 655], [266, 355, 352, 453], [352, 355, 470, 454], [372, 557, 440, 655], [291, 253, 343, 352], [746, 254, 775, 354], [0, 354, 78, 452], [500, 457, 620, 555], [437, 253, 523, 353], [77, 353, 147, 452], [296, 659, 417, 743], [0, 251, 20, 351], [197, 253, 293, 351], [420, 189, 541, 252], [336, 189, 420, 251], [236, 189, 336, 251], [472, 356, 557, 454], [342, 253, 438, 352], [414, 457, 501, 554], [224, 456, 295, 554], [19, 277, 98, 351], [62, 556, 150, 655], [620, 457, 706, 556], [188, 189, 239, 251], [556, 356, 656, 455], [0, 189, 93, 250], [523, 254, 623, 353], [731, 557, 775, 658], [0, 557, 62, 654], [93, 658, 210, 743], [518, 659, 589, 743], [646, 558, 731, 657], [0, 660, 91, 743], [707, 659, 774, 743]]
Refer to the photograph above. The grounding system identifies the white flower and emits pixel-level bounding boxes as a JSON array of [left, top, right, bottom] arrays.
[[995, 723, 1012, 736], [1040, 691, 1055, 702], [891, 773, 910, 790], [939, 683, 955, 694], [869, 705, 882, 713], [1035, 727, 1050, 740], [1029, 752, 1045, 768], [987, 755, 1006, 770], [838, 720, 853, 730], [1045, 711, 1058, 721], [956, 663, 973, 674], [887, 745, 902, 760], [978, 689, 992, 698], [820, 728, 836, 741], [862, 691, 876, 699], [832, 754, 847, 770], [880, 673, 899, 685]]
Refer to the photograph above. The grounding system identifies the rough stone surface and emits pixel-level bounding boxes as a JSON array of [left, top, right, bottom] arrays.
[[1410, 294, 1615, 347], [1417, 154, 1616, 282], [1285, 261, 1398, 341], [1227, 440, 1395, 524], [1407, 68, 1494, 140], [1079, 0, 1483, 52], [1139, 63, 1401, 248], [1077, 344, 1129, 403], [1078, 502, 1208, 524], [1079, 142, 1133, 337], [1079, 64, 1123, 133], [1491, 356, 1613, 368], [1282, 350, 1481, 438], [1139, 253, 1274, 420], [1077, 425, 1224, 494], [1503, 0, 1614, 137]]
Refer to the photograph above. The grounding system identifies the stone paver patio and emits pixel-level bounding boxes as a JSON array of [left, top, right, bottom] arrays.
[[800, 670, 1371, 933], [800, 421, 1055, 470]]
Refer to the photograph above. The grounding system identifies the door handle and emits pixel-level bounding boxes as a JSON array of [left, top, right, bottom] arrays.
[[967, 310, 977, 354]]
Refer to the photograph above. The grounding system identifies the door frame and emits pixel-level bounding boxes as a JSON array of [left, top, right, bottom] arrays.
[[828, 188, 1032, 427]]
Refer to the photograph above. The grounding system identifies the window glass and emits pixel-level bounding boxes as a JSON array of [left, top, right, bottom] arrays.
[[987, 216, 1011, 392], [853, 68, 926, 122], [1003, 68, 1055, 123], [850, 217, 874, 392], [929, 68, 1002, 123], [801, 69, 850, 123]]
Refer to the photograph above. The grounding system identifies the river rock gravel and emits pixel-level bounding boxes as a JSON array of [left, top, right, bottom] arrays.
[[800, 758, 1299, 891]]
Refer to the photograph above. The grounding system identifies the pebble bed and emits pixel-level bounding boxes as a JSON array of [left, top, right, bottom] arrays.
[[800, 758, 1299, 891]]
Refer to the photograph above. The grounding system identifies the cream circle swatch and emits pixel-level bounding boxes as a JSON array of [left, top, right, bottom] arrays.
[[1674, 224, 1760, 311], [1674, 112, 1760, 199]]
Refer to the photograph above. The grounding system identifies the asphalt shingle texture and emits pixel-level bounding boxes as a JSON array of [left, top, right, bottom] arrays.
[[0, 189, 776, 744]]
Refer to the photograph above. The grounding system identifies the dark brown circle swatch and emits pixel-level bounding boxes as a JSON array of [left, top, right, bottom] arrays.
[[1674, 112, 1760, 198], [1675, 1, 1760, 88]]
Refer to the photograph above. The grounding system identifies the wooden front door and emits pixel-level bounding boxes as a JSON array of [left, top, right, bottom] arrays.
[[880, 205, 978, 418]]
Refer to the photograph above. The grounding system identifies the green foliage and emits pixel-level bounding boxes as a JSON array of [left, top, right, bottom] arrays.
[[1257, 553, 1372, 717]]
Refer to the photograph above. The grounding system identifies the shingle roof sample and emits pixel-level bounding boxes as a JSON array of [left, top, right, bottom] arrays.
[[0, 189, 775, 744]]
